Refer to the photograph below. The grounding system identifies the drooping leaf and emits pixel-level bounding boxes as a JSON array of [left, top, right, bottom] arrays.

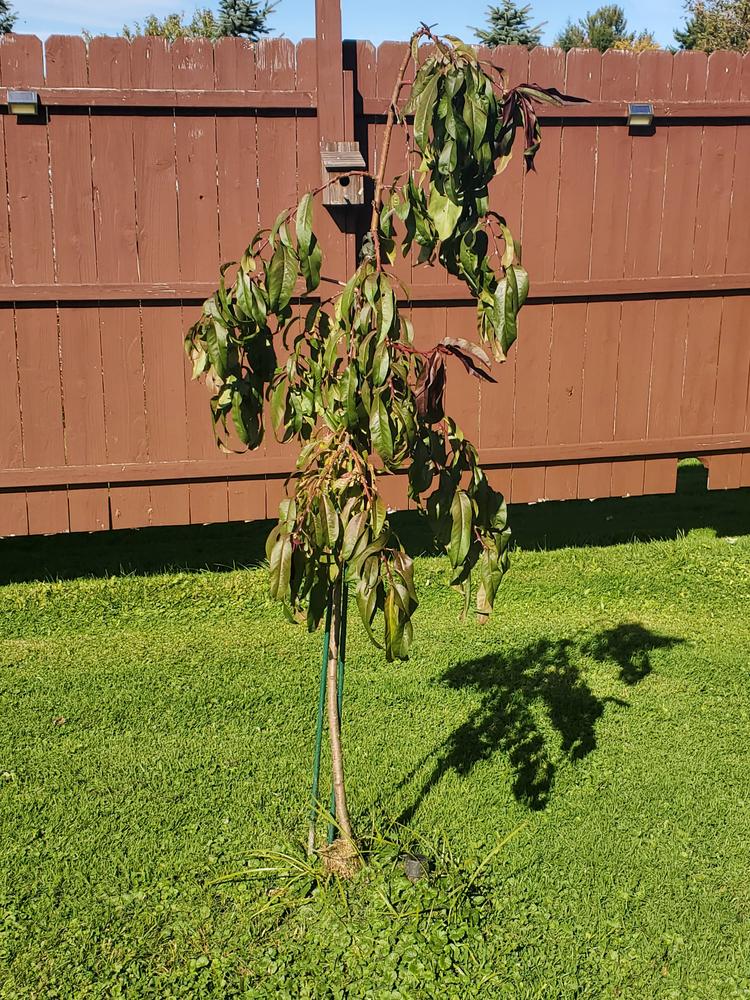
[[369, 392, 394, 462], [269, 535, 292, 601], [428, 185, 462, 242], [356, 581, 383, 649], [320, 494, 340, 549], [341, 510, 368, 561], [449, 490, 472, 568], [440, 338, 497, 382], [296, 192, 313, 254], [205, 320, 228, 379], [413, 72, 440, 152]]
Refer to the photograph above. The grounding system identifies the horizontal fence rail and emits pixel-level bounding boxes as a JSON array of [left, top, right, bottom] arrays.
[[0, 30, 749, 537]]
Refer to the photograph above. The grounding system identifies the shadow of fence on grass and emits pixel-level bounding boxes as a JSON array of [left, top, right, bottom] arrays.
[[396, 624, 682, 823], [0, 461, 747, 584]]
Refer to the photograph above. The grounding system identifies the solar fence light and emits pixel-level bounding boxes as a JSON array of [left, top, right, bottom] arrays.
[[7, 90, 39, 116], [627, 102, 654, 128]]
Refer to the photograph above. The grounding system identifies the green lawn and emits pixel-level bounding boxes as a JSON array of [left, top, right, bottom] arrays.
[[1, 469, 749, 998]]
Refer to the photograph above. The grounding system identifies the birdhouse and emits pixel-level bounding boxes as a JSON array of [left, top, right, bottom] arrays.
[[320, 141, 366, 207]]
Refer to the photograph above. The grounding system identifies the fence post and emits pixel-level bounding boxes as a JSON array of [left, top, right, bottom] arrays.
[[314, 0, 355, 276], [315, 0, 345, 145]]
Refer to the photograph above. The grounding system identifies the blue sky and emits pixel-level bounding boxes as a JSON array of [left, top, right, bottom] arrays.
[[15, 0, 687, 47]]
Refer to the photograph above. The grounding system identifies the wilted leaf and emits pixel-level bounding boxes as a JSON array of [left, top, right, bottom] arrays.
[[449, 490, 472, 568]]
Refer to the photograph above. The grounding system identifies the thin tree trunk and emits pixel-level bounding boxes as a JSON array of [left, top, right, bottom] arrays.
[[327, 576, 353, 843]]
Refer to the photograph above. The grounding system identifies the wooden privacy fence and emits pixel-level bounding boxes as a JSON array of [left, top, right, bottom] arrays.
[[1, 12, 749, 537]]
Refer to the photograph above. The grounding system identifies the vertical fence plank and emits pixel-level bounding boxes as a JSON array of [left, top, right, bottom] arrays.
[[254, 38, 298, 517], [100, 305, 150, 528], [512, 305, 553, 503], [734, 56, 750, 487], [132, 37, 191, 527], [709, 54, 750, 489], [578, 50, 635, 499], [2, 35, 69, 533], [46, 36, 108, 532], [0, 40, 26, 533], [681, 53, 737, 454], [214, 38, 259, 260], [87, 36, 151, 529], [611, 300, 656, 497], [15, 306, 69, 535], [476, 45, 530, 500], [726, 53, 750, 276], [709, 296, 750, 489], [512, 47, 565, 503], [544, 49, 600, 501], [173, 38, 228, 525], [659, 50, 707, 279], [646, 51, 707, 496], [578, 301, 619, 499], [214, 37, 266, 522], [639, 53, 678, 496], [614, 50, 674, 497], [0, 36, 53, 284], [0, 308, 26, 535]]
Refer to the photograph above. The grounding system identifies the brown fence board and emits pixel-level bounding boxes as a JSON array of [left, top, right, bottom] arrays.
[[0, 28, 748, 538], [512, 46, 564, 504]]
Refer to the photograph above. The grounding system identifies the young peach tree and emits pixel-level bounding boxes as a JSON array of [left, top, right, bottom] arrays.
[[186, 26, 569, 859]]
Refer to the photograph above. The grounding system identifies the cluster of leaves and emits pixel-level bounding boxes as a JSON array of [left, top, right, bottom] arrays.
[[187, 30, 563, 660], [0, 0, 16, 35], [472, 1, 545, 50], [121, 0, 276, 41], [555, 4, 660, 52], [675, 0, 750, 51]]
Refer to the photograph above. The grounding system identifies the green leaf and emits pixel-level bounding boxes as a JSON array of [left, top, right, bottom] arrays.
[[295, 192, 313, 254], [379, 282, 395, 338], [428, 186, 462, 242], [235, 270, 254, 321], [384, 588, 401, 662], [300, 240, 322, 292], [371, 495, 387, 537], [267, 244, 298, 313], [265, 524, 280, 562], [463, 94, 488, 155], [320, 495, 340, 549], [266, 247, 284, 311], [279, 245, 298, 312], [231, 388, 249, 445], [296, 192, 321, 292], [369, 392, 394, 463], [205, 320, 228, 378], [513, 264, 529, 309], [492, 268, 520, 361], [341, 510, 368, 562], [269, 535, 292, 601], [356, 581, 383, 649], [249, 281, 268, 327], [449, 490, 472, 568], [414, 72, 440, 152], [270, 379, 288, 436], [372, 339, 390, 387], [270, 208, 288, 245], [392, 549, 417, 604]]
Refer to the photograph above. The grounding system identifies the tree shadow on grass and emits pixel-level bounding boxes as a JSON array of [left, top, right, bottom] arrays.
[[396, 624, 682, 823]]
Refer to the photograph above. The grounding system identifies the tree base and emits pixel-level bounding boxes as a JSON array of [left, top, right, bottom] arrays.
[[320, 837, 361, 879]]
